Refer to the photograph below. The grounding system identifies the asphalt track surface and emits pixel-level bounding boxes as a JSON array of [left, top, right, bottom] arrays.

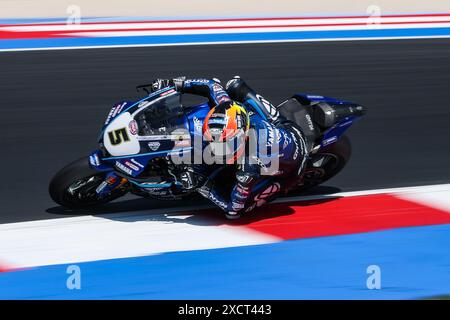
[[1, 39, 450, 223]]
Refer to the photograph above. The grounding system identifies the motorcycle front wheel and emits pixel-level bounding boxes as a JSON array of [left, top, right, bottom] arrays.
[[49, 157, 128, 209]]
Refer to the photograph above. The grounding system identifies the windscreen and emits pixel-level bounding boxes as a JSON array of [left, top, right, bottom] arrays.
[[131, 92, 190, 153]]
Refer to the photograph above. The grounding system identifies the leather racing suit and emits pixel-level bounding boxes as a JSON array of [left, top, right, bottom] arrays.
[[154, 77, 309, 219]]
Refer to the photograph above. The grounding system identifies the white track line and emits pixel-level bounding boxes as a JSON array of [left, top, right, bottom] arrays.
[[397, 190, 450, 213], [0, 213, 279, 269], [276, 183, 450, 204]]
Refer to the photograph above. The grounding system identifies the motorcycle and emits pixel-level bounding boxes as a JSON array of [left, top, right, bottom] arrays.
[[49, 83, 366, 209]]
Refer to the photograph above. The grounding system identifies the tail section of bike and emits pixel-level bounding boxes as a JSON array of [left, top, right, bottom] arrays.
[[277, 93, 366, 190]]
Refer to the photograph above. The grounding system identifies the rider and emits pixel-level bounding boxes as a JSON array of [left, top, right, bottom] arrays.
[[151, 77, 308, 219]]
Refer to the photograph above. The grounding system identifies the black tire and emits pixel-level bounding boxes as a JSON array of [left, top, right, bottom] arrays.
[[298, 135, 352, 191], [49, 157, 128, 209]]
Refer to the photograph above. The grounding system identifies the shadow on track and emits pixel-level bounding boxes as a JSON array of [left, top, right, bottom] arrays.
[[45, 186, 342, 225], [162, 196, 342, 226]]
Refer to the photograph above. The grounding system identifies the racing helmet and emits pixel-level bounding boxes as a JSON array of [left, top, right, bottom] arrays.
[[203, 100, 250, 164]]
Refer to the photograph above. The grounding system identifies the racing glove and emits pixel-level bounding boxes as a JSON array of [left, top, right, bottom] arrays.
[[150, 79, 172, 92], [151, 77, 186, 92]]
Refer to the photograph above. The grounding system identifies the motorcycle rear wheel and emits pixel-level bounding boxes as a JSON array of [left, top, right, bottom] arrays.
[[49, 157, 128, 209]]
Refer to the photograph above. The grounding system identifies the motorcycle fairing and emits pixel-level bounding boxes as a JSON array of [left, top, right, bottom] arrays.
[[293, 93, 364, 148], [320, 115, 358, 147], [90, 89, 364, 199]]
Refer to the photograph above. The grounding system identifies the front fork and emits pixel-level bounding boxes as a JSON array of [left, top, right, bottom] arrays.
[[89, 150, 129, 197]]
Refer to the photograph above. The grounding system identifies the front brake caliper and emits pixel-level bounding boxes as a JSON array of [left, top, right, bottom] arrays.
[[95, 172, 128, 196]]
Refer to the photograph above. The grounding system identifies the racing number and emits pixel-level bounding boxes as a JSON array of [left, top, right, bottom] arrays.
[[108, 128, 130, 145]]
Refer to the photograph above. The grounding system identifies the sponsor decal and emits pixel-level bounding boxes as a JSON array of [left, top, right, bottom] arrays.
[[187, 79, 209, 84], [295, 133, 308, 174], [193, 117, 203, 132], [212, 83, 223, 92], [212, 85, 228, 101], [254, 182, 281, 206], [290, 126, 305, 161], [89, 154, 100, 167], [137, 101, 151, 109], [104, 102, 127, 125], [208, 193, 228, 210], [256, 94, 279, 120], [197, 186, 210, 198], [153, 190, 170, 196], [236, 185, 250, 196], [339, 120, 353, 128], [180, 172, 194, 188], [306, 95, 324, 99], [147, 141, 161, 151], [292, 137, 299, 160], [226, 77, 239, 89], [95, 181, 108, 194], [104, 111, 115, 125], [209, 128, 222, 135], [115, 161, 133, 175], [276, 129, 282, 144], [282, 131, 291, 149], [235, 193, 248, 201], [305, 114, 315, 131], [124, 161, 139, 171], [232, 201, 245, 210], [236, 173, 252, 184], [112, 103, 126, 117], [208, 118, 226, 125], [252, 155, 268, 171], [175, 140, 191, 147], [322, 136, 338, 146], [128, 120, 138, 135], [245, 203, 257, 213], [130, 158, 145, 169], [266, 126, 275, 147], [138, 134, 189, 141], [160, 89, 176, 97], [146, 188, 170, 196]]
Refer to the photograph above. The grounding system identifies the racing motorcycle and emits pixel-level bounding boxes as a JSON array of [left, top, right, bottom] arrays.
[[49, 83, 365, 209]]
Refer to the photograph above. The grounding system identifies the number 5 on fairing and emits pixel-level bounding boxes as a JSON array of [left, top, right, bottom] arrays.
[[108, 128, 129, 145]]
